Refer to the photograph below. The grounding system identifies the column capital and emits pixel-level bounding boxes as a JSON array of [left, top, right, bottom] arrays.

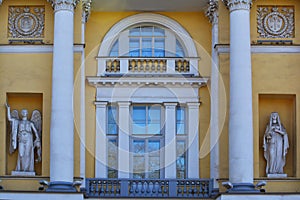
[[95, 101, 108, 108], [206, 0, 219, 24], [117, 101, 131, 108], [164, 102, 178, 108], [48, 0, 80, 12], [222, 0, 252, 12], [186, 102, 200, 109], [82, 0, 92, 22]]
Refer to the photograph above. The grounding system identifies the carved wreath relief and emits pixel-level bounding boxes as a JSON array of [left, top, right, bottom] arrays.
[[257, 6, 294, 38], [8, 6, 45, 38]]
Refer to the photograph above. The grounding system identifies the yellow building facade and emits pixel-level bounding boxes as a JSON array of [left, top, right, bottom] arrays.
[[0, 0, 300, 199]]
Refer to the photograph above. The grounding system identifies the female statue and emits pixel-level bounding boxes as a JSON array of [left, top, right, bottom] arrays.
[[263, 112, 289, 175]]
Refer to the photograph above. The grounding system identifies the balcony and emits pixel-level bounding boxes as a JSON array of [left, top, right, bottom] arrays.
[[85, 178, 213, 198], [96, 57, 199, 77]]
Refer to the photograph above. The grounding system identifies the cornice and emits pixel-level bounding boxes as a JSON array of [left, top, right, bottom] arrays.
[[222, 0, 252, 12], [206, 0, 218, 24], [87, 76, 208, 88], [47, 0, 80, 12]]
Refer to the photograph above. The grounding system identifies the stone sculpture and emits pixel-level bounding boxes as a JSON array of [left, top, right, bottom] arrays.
[[6, 103, 42, 175], [263, 112, 289, 177]]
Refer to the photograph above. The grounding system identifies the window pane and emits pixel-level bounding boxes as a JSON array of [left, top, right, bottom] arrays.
[[176, 39, 185, 57], [108, 140, 118, 178], [149, 156, 160, 179], [129, 38, 140, 57], [129, 27, 140, 36], [141, 26, 153, 36], [154, 38, 165, 57], [109, 40, 119, 57], [176, 141, 186, 179], [108, 106, 118, 135], [176, 107, 185, 134], [142, 38, 152, 57], [154, 27, 165, 36], [133, 141, 145, 154], [148, 106, 161, 121], [133, 106, 147, 134]]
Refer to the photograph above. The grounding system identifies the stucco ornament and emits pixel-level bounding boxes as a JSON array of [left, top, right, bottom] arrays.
[[8, 6, 45, 38], [263, 112, 289, 175], [6, 103, 42, 173], [222, 0, 252, 11], [257, 6, 294, 38]]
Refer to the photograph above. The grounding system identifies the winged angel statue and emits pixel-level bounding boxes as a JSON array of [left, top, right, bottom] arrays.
[[6, 103, 42, 172]]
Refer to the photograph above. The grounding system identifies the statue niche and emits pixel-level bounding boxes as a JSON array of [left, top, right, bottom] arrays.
[[6, 103, 42, 176], [263, 112, 289, 178]]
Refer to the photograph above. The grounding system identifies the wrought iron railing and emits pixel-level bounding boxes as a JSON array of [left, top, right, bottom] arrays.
[[85, 178, 213, 198]]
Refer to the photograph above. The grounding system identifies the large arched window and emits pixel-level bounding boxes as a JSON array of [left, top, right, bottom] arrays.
[[109, 25, 186, 57]]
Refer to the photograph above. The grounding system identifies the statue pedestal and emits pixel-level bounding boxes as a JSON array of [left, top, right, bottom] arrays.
[[11, 171, 35, 176], [267, 173, 287, 178]]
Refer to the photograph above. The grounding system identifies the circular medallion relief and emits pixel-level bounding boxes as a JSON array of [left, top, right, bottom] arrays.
[[15, 13, 39, 36], [263, 12, 288, 36]]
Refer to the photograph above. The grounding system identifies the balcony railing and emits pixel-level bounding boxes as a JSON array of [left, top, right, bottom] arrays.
[[97, 57, 199, 76], [85, 178, 213, 198]]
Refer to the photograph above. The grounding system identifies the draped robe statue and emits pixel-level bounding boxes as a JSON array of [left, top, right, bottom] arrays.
[[263, 112, 289, 175]]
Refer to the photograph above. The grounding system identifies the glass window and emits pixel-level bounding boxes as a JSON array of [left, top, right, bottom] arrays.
[[176, 107, 185, 135], [109, 40, 119, 57], [108, 139, 118, 178], [176, 140, 186, 179], [176, 39, 185, 57], [132, 140, 161, 179], [132, 105, 161, 135], [107, 106, 118, 135]]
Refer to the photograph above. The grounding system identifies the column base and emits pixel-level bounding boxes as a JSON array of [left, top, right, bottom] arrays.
[[45, 181, 77, 192], [226, 183, 261, 193]]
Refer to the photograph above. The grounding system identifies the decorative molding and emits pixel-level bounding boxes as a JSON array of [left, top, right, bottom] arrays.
[[257, 6, 294, 38], [206, 0, 218, 24], [222, 0, 252, 12], [215, 44, 300, 54], [0, 44, 84, 54], [47, 0, 80, 11], [98, 13, 198, 58], [82, 0, 92, 22], [8, 6, 45, 38]]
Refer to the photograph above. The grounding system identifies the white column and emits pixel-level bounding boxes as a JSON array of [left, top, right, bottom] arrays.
[[95, 102, 108, 178], [49, 0, 77, 186], [207, 0, 220, 189], [117, 102, 130, 178], [164, 103, 177, 178], [187, 102, 200, 178], [227, 0, 254, 186]]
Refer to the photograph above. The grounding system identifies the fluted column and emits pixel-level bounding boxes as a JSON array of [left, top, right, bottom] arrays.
[[48, 0, 78, 191], [206, 0, 220, 189], [224, 0, 256, 191]]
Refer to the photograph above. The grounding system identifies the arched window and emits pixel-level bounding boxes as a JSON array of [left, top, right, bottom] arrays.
[[108, 24, 186, 58]]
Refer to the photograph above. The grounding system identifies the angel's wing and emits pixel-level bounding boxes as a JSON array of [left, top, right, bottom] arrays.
[[31, 110, 42, 140], [9, 110, 19, 154]]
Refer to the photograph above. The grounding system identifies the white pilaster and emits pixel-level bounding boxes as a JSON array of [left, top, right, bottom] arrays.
[[164, 103, 177, 178], [95, 102, 108, 178], [187, 102, 200, 178], [49, 0, 77, 184], [206, 0, 220, 189], [227, 0, 254, 185], [117, 102, 131, 178]]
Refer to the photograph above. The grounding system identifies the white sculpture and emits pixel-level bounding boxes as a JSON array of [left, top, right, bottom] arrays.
[[6, 103, 42, 173], [263, 112, 289, 176]]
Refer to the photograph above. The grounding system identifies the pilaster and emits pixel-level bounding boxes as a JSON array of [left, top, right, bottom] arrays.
[[164, 103, 177, 178]]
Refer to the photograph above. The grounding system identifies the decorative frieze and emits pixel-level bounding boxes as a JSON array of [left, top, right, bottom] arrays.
[[222, 0, 252, 11], [47, 0, 80, 11], [257, 6, 294, 38], [8, 6, 45, 38], [206, 0, 218, 24]]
